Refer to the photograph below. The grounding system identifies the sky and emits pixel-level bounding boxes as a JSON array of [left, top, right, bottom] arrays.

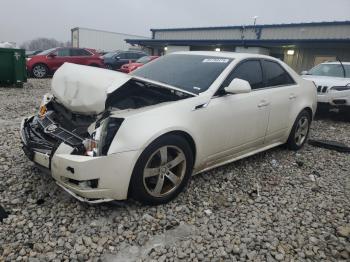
[[1, 0, 350, 44]]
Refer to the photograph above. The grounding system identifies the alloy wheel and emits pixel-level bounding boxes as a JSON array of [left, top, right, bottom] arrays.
[[294, 116, 309, 146], [32, 65, 47, 78], [143, 145, 186, 197]]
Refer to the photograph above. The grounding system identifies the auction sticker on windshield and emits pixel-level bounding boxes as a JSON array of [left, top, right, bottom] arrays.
[[202, 58, 230, 63]]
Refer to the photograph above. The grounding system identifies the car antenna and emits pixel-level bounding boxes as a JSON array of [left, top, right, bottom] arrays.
[[336, 56, 346, 78]]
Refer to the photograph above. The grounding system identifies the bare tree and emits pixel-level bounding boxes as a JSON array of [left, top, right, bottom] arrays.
[[20, 38, 71, 51]]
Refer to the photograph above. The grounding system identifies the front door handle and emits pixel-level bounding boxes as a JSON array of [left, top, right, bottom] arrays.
[[257, 100, 270, 108]]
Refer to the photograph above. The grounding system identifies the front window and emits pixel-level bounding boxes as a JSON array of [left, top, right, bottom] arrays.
[[37, 48, 57, 55], [132, 54, 233, 94], [309, 63, 350, 78]]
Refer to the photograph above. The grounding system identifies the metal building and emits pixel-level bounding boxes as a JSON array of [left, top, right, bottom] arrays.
[[71, 27, 148, 52], [126, 21, 350, 72]]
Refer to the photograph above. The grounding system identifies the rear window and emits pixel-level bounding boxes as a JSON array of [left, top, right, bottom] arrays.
[[263, 60, 295, 87], [132, 54, 233, 94], [71, 49, 92, 56]]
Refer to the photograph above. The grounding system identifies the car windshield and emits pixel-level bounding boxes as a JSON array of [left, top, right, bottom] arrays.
[[136, 56, 152, 64], [308, 63, 350, 78], [132, 54, 233, 94], [37, 48, 57, 55]]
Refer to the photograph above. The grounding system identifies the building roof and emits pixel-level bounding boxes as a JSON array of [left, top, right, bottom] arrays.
[[126, 38, 350, 47]]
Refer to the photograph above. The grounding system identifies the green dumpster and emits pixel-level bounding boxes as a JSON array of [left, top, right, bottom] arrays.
[[0, 48, 27, 87]]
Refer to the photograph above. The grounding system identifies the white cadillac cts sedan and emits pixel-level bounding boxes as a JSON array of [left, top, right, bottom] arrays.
[[21, 52, 317, 205]]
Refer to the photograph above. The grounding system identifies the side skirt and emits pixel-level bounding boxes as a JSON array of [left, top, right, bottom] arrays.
[[193, 142, 283, 175]]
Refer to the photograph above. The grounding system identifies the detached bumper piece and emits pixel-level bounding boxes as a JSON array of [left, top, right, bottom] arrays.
[[308, 139, 350, 153]]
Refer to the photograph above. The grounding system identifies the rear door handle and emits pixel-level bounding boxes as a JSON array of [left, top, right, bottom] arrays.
[[258, 100, 270, 108], [289, 94, 297, 100]]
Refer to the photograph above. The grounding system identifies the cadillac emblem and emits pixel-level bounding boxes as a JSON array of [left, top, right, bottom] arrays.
[[44, 124, 58, 133]]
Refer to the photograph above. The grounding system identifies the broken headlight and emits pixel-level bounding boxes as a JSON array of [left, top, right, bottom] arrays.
[[38, 93, 53, 118], [83, 118, 123, 157], [98, 118, 124, 156]]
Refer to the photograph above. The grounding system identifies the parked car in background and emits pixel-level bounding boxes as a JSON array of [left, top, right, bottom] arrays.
[[302, 62, 350, 112], [120, 55, 159, 73], [21, 52, 316, 205], [25, 50, 42, 58], [103, 50, 147, 70], [27, 47, 104, 78]]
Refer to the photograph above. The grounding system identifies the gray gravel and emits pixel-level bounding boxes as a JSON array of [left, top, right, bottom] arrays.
[[0, 79, 349, 261]]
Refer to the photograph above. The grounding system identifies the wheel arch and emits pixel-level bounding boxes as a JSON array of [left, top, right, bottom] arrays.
[[303, 106, 313, 119], [126, 129, 197, 199], [162, 130, 197, 165], [285, 106, 313, 144], [138, 129, 197, 167]]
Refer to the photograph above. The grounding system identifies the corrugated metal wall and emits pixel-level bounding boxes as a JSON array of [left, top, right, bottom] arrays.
[[154, 24, 350, 41], [262, 25, 350, 40]]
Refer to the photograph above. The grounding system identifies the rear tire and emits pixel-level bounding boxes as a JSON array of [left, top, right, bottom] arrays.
[[286, 110, 311, 150], [31, 64, 48, 78], [129, 135, 194, 205]]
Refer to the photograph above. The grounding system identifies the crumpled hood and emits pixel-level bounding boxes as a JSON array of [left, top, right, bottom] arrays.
[[51, 63, 195, 115], [52, 63, 132, 115], [302, 75, 350, 87]]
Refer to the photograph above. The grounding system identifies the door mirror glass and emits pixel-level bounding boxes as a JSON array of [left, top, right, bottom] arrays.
[[224, 78, 252, 94]]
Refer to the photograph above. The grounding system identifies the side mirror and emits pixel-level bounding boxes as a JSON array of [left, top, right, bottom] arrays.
[[301, 70, 308, 75], [224, 78, 251, 94], [115, 56, 120, 60], [48, 53, 56, 58]]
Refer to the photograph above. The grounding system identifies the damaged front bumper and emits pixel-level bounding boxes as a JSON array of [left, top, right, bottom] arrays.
[[20, 115, 138, 202]]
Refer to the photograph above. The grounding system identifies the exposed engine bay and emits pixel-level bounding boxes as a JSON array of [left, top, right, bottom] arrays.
[[106, 79, 191, 110]]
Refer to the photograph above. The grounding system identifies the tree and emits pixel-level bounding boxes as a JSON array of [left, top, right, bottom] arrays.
[[20, 38, 71, 51]]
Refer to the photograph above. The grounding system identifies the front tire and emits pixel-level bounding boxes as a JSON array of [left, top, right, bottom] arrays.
[[31, 64, 48, 78], [130, 135, 194, 205], [286, 110, 311, 150]]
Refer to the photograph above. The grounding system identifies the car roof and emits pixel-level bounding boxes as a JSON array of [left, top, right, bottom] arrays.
[[173, 51, 281, 61]]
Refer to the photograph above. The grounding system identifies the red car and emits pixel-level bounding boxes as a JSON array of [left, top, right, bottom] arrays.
[[120, 56, 159, 73], [27, 47, 104, 78]]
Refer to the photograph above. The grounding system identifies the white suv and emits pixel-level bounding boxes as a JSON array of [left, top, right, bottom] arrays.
[[302, 62, 350, 112]]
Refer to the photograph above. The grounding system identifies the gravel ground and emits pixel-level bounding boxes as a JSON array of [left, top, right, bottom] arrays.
[[0, 79, 349, 262]]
